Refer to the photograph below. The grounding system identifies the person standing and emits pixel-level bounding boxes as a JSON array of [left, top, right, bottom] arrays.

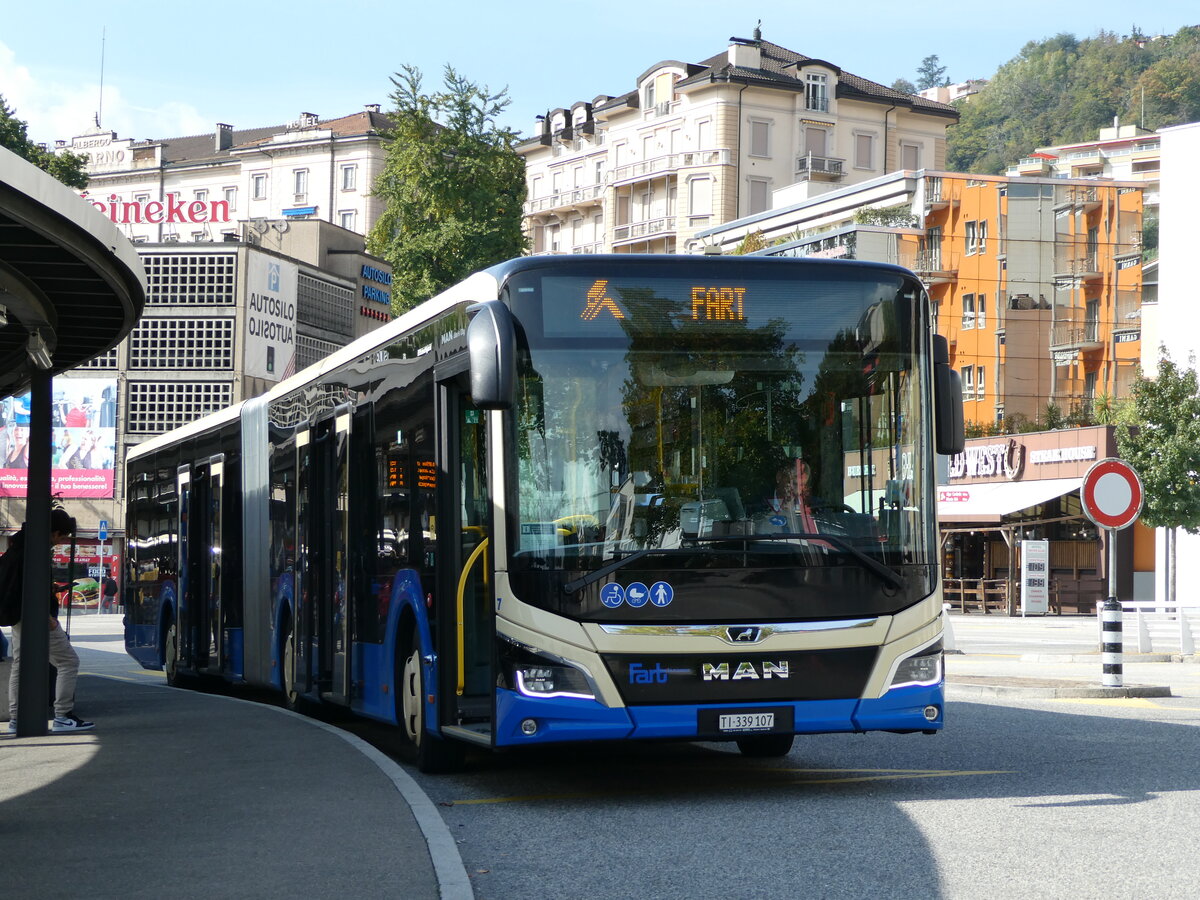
[[2, 508, 95, 733]]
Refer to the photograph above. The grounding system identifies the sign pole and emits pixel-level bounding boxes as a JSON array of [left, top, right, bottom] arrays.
[[1079, 458, 1143, 690], [1100, 532, 1123, 687]]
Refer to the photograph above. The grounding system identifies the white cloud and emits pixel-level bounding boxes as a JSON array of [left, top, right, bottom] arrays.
[[1, 41, 209, 145]]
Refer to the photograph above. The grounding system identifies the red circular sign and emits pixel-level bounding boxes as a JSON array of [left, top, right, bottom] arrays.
[[1080, 458, 1143, 530]]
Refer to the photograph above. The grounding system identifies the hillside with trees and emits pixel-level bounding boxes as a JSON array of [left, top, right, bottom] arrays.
[[946, 25, 1200, 174]]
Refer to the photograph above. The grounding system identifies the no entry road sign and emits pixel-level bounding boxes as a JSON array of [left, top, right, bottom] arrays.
[[1080, 458, 1143, 530]]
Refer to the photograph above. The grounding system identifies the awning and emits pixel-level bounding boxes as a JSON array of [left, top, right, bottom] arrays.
[[937, 477, 1081, 524]]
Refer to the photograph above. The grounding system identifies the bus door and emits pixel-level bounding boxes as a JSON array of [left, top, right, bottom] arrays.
[[437, 374, 493, 737], [294, 409, 352, 705], [176, 458, 223, 673]]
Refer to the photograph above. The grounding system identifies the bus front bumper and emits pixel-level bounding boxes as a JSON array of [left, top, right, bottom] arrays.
[[494, 681, 944, 747]]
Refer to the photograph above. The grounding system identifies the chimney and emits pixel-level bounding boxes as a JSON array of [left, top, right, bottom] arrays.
[[216, 123, 233, 152], [365, 103, 380, 114], [728, 37, 761, 70], [55, 140, 66, 149]]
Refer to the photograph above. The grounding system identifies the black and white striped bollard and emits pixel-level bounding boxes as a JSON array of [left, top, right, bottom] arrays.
[[1100, 595, 1123, 688]]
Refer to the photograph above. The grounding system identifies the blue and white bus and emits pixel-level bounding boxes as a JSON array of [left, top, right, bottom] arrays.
[[124, 255, 963, 771]]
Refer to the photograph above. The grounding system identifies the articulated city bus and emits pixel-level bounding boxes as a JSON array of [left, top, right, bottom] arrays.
[[124, 255, 963, 771]]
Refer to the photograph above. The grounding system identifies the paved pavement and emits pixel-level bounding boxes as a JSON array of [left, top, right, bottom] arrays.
[[2, 610, 1197, 899]]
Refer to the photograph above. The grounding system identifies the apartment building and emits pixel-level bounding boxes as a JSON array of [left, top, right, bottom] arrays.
[[518, 31, 958, 255], [694, 170, 1144, 426], [57, 107, 391, 242]]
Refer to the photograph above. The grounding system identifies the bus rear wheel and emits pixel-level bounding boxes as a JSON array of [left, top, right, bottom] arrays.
[[399, 631, 463, 773], [282, 617, 307, 713], [735, 734, 795, 758]]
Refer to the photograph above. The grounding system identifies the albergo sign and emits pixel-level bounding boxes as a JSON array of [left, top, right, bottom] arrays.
[[81, 192, 232, 226]]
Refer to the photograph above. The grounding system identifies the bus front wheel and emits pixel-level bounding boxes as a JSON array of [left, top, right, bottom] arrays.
[[399, 631, 464, 774], [736, 734, 795, 758]]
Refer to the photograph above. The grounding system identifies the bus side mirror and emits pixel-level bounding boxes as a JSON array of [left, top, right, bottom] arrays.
[[467, 300, 516, 410], [933, 334, 964, 455]]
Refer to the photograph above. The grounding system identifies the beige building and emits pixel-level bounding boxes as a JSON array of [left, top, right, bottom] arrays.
[[518, 32, 958, 255]]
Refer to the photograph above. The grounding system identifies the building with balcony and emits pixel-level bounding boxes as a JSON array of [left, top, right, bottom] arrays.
[[518, 31, 958, 255], [54, 107, 392, 242], [693, 170, 1144, 427]]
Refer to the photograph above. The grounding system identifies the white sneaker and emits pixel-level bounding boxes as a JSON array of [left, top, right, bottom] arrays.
[[51, 713, 95, 733]]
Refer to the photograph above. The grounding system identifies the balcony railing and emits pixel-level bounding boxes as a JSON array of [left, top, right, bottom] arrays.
[[608, 150, 730, 185], [1050, 320, 1101, 349], [795, 153, 844, 180], [1114, 290, 1141, 331], [805, 95, 829, 113], [612, 217, 673, 243], [1053, 252, 1100, 278], [523, 183, 605, 215]]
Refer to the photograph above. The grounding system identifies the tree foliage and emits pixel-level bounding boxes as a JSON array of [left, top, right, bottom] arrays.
[[891, 78, 917, 95], [948, 26, 1200, 174], [916, 55, 950, 91], [0, 95, 89, 188], [367, 65, 526, 312], [1116, 351, 1200, 533]]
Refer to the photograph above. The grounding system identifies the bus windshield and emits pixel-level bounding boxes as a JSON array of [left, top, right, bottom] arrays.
[[505, 262, 935, 605]]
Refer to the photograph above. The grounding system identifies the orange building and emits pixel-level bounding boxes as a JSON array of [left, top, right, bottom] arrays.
[[915, 174, 1143, 430]]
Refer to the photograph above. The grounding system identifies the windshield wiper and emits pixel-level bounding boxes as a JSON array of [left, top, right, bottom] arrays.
[[693, 533, 905, 590], [562, 547, 664, 595]]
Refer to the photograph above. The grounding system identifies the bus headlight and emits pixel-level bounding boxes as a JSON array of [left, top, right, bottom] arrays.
[[888, 642, 943, 689], [500, 641, 596, 700]]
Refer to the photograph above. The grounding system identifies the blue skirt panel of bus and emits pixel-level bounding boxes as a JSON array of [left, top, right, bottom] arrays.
[[494, 681, 944, 747], [851, 681, 944, 732], [268, 573, 295, 692], [352, 569, 430, 725]]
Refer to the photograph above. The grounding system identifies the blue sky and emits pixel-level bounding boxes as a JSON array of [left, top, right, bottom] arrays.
[[3, 2, 1197, 145]]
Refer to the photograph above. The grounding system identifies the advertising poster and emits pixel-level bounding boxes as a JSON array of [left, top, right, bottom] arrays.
[[0, 377, 119, 498], [245, 253, 298, 382]]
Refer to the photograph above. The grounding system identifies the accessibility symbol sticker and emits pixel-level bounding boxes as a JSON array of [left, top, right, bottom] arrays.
[[649, 582, 674, 607], [625, 582, 649, 608], [600, 583, 625, 608]]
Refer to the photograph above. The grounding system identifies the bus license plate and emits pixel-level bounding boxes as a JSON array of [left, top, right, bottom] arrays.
[[720, 712, 774, 732], [698, 707, 793, 736]]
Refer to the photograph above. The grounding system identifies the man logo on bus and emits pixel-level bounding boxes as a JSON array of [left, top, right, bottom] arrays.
[[581, 279, 625, 321], [702, 661, 789, 681]]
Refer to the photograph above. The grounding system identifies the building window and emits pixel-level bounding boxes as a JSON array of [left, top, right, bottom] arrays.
[[748, 178, 770, 215], [805, 73, 828, 112], [142, 251, 237, 305], [961, 294, 976, 329], [293, 169, 308, 200], [644, 80, 656, 109], [194, 189, 207, 202], [978, 220, 988, 254], [129, 317, 236, 370], [750, 119, 771, 158], [224, 187, 237, 210], [341, 164, 357, 191], [854, 133, 875, 170], [252, 174, 267, 200], [339, 210, 356, 230], [696, 119, 712, 149], [977, 294, 986, 330], [965, 221, 978, 255], [976, 366, 985, 398], [961, 366, 974, 398], [126, 381, 235, 434], [901, 142, 921, 170], [593, 159, 603, 185]]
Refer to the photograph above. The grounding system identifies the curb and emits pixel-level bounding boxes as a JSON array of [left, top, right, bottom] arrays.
[[948, 679, 1172, 700]]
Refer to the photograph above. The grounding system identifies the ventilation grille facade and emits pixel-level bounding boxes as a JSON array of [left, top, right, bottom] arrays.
[[298, 273, 354, 336], [296, 334, 341, 371], [79, 347, 119, 369], [126, 381, 234, 434], [128, 317, 235, 370], [143, 252, 237, 306]]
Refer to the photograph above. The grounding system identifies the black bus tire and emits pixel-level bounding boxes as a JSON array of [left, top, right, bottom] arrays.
[[281, 615, 308, 713], [398, 628, 464, 774], [736, 733, 795, 758]]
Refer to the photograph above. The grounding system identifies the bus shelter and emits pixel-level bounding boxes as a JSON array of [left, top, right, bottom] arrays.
[[0, 146, 145, 735], [937, 426, 1139, 615]]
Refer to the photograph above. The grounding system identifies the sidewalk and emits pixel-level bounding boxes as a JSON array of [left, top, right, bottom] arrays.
[[944, 611, 1200, 700], [0, 618, 471, 900]]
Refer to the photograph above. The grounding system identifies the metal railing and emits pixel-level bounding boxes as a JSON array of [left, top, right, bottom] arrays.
[[612, 218, 672, 242], [608, 149, 730, 184], [795, 153, 844, 179], [523, 183, 605, 215], [1050, 320, 1100, 348]]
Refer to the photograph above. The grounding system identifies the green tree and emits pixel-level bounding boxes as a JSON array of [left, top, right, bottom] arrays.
[[368, 65, 527, 312], [916, 55, 950, 91], [1116, 351, 1200, 607], [891, 78, 917, 95], [0, 95, 89, 188]]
